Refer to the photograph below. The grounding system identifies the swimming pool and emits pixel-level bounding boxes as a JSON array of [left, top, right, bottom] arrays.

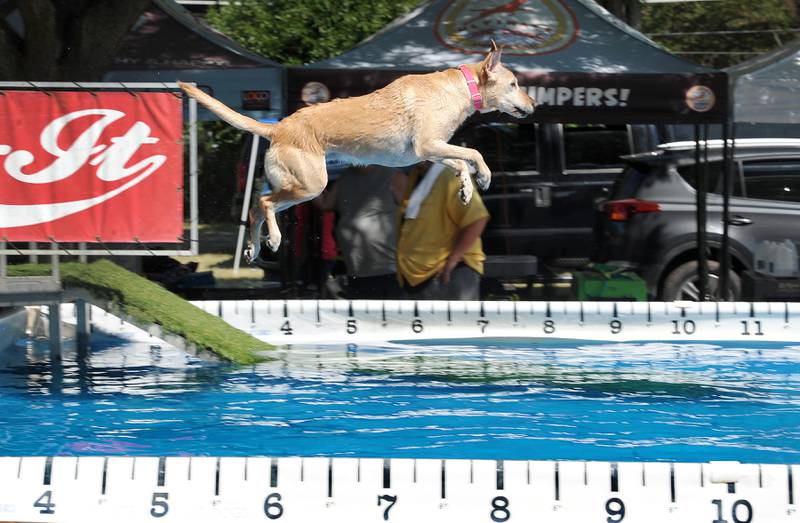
[[1, 333, 798, 464], [1, 301, 799, 522]]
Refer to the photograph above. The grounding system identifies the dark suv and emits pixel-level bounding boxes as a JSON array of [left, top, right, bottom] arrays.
[[451, 120, 663, 264], [594, 139, 800, 300]]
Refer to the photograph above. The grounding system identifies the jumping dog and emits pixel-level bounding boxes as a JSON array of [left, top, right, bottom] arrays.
[[178, 42, 535, 262]]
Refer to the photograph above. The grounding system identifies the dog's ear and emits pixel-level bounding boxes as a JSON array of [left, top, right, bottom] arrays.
[[483, 40, 503, 76]]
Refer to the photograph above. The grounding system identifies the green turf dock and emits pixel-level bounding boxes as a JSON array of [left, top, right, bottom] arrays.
[[7, 260, 273, 364]]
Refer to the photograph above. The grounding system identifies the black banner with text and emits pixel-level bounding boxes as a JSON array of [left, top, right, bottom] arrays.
[[288, 68, 728, 124]]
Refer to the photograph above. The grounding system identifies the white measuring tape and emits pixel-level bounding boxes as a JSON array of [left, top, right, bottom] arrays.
[[0, 457, 796, 522], [191, 300, 800, 344]]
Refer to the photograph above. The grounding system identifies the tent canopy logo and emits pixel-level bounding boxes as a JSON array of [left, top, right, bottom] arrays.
[[436, 0, 579, 56]]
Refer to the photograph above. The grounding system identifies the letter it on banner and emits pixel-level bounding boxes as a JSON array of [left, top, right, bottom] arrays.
[[0, 90, 184, 243]]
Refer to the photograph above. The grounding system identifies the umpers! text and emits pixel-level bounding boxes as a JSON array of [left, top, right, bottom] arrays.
[[527, 86, 631, 107]]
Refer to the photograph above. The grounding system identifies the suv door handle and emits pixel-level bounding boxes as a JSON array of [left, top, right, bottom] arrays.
[[534, 185, 552, 208], [728, 216, 752, 226]]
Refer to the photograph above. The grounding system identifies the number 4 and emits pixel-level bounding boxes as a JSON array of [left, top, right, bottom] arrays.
[[34, 490, 55, 515]]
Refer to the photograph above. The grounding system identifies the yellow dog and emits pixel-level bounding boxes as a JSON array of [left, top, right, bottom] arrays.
[[179, 42, 535, 262]]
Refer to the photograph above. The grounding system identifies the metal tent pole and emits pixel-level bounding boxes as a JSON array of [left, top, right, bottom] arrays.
[[189, 97, 199, 256], [720, 119, 732, 299], [694, 124, 709, 301], [233, 135, 261, 274], [700, 124, 710, 300]]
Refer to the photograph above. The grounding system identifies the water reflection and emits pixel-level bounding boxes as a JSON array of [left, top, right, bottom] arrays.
[[0, 336, 798, 461], [0, 334, 226, 396]]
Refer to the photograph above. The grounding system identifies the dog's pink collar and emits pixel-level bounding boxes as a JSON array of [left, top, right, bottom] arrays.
[[458, 64, 482, 110]]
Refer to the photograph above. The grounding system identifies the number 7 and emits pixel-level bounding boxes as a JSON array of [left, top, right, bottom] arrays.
[[377, 494, 398, 521]]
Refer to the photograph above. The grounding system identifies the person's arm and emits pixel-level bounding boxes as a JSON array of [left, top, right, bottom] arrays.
[[312, 181, 338, 211], [389, 170, 408, 204], [439, 216, 489, 284]]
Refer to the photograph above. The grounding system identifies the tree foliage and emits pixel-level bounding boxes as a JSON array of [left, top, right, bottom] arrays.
[[641, 0, 799, 68], [205, 0, 421, 65], [0, 0, 151, 80], [205, 0, 800, 71]]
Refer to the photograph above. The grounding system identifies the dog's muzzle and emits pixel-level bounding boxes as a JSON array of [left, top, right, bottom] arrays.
[[511, 104, 535, 118]]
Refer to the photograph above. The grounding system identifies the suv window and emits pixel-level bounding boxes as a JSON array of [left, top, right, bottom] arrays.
[[742, 159, 800, 203], [677, 161, 725, 194], [610, 165, 647, 199], [452, 122, 537, 172], [562, 124, 630, 171]]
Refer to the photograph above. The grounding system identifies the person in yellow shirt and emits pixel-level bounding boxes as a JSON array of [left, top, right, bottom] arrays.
[[396, 162, 490, 300]]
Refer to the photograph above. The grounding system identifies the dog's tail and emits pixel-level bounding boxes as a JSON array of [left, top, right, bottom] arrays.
[[177, 81, 275, 140]]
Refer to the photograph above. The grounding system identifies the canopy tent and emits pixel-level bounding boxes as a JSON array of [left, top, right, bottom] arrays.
[[727, 38, 800, 124], [288, 0, 727, 124], [287, 0, 732, 301], [103, 0, 284, 121]]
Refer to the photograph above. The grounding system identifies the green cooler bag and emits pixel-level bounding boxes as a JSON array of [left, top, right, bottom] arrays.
[[573, 264, 647, 301]]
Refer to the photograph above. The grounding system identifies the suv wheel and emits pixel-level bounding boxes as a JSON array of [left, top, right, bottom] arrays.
[[661, 260, 741, 301]]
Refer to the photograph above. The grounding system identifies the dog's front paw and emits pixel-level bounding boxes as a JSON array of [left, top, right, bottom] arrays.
[[266, 233, 282, 252], [476, 169, 492, 191], [244, 241, 259, 264]]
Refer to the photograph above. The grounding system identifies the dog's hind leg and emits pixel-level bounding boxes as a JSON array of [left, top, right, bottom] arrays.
[[257, 193, 284, 253], [251, 148, 328, 254], [440, 159, 473, 204], [244, 205, 267, 264], [243, 192, 293, 261], [256, 186, 327, 253]]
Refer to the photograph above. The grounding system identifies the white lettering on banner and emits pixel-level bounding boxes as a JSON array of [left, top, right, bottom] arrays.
[[0, 109, 166, 228], [536, 87, 556, 105], [556, 86, 572, 105], [586, 88, 603, 107], [527, 86, 631, 107], [573, 87, 585, 106]]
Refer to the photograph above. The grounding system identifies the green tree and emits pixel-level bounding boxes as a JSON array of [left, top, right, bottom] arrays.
[[641, 0, 799, 68], [205, 0, 421, 65]]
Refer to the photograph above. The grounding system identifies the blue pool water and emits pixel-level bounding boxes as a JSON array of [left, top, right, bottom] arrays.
[[0, 335, 798, 463]]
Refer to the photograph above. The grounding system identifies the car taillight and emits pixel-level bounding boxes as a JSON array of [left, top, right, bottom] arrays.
[[604, 198, 661, 221]]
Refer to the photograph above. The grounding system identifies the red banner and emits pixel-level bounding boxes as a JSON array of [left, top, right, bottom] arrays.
[[0, 91, 184, 242]]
